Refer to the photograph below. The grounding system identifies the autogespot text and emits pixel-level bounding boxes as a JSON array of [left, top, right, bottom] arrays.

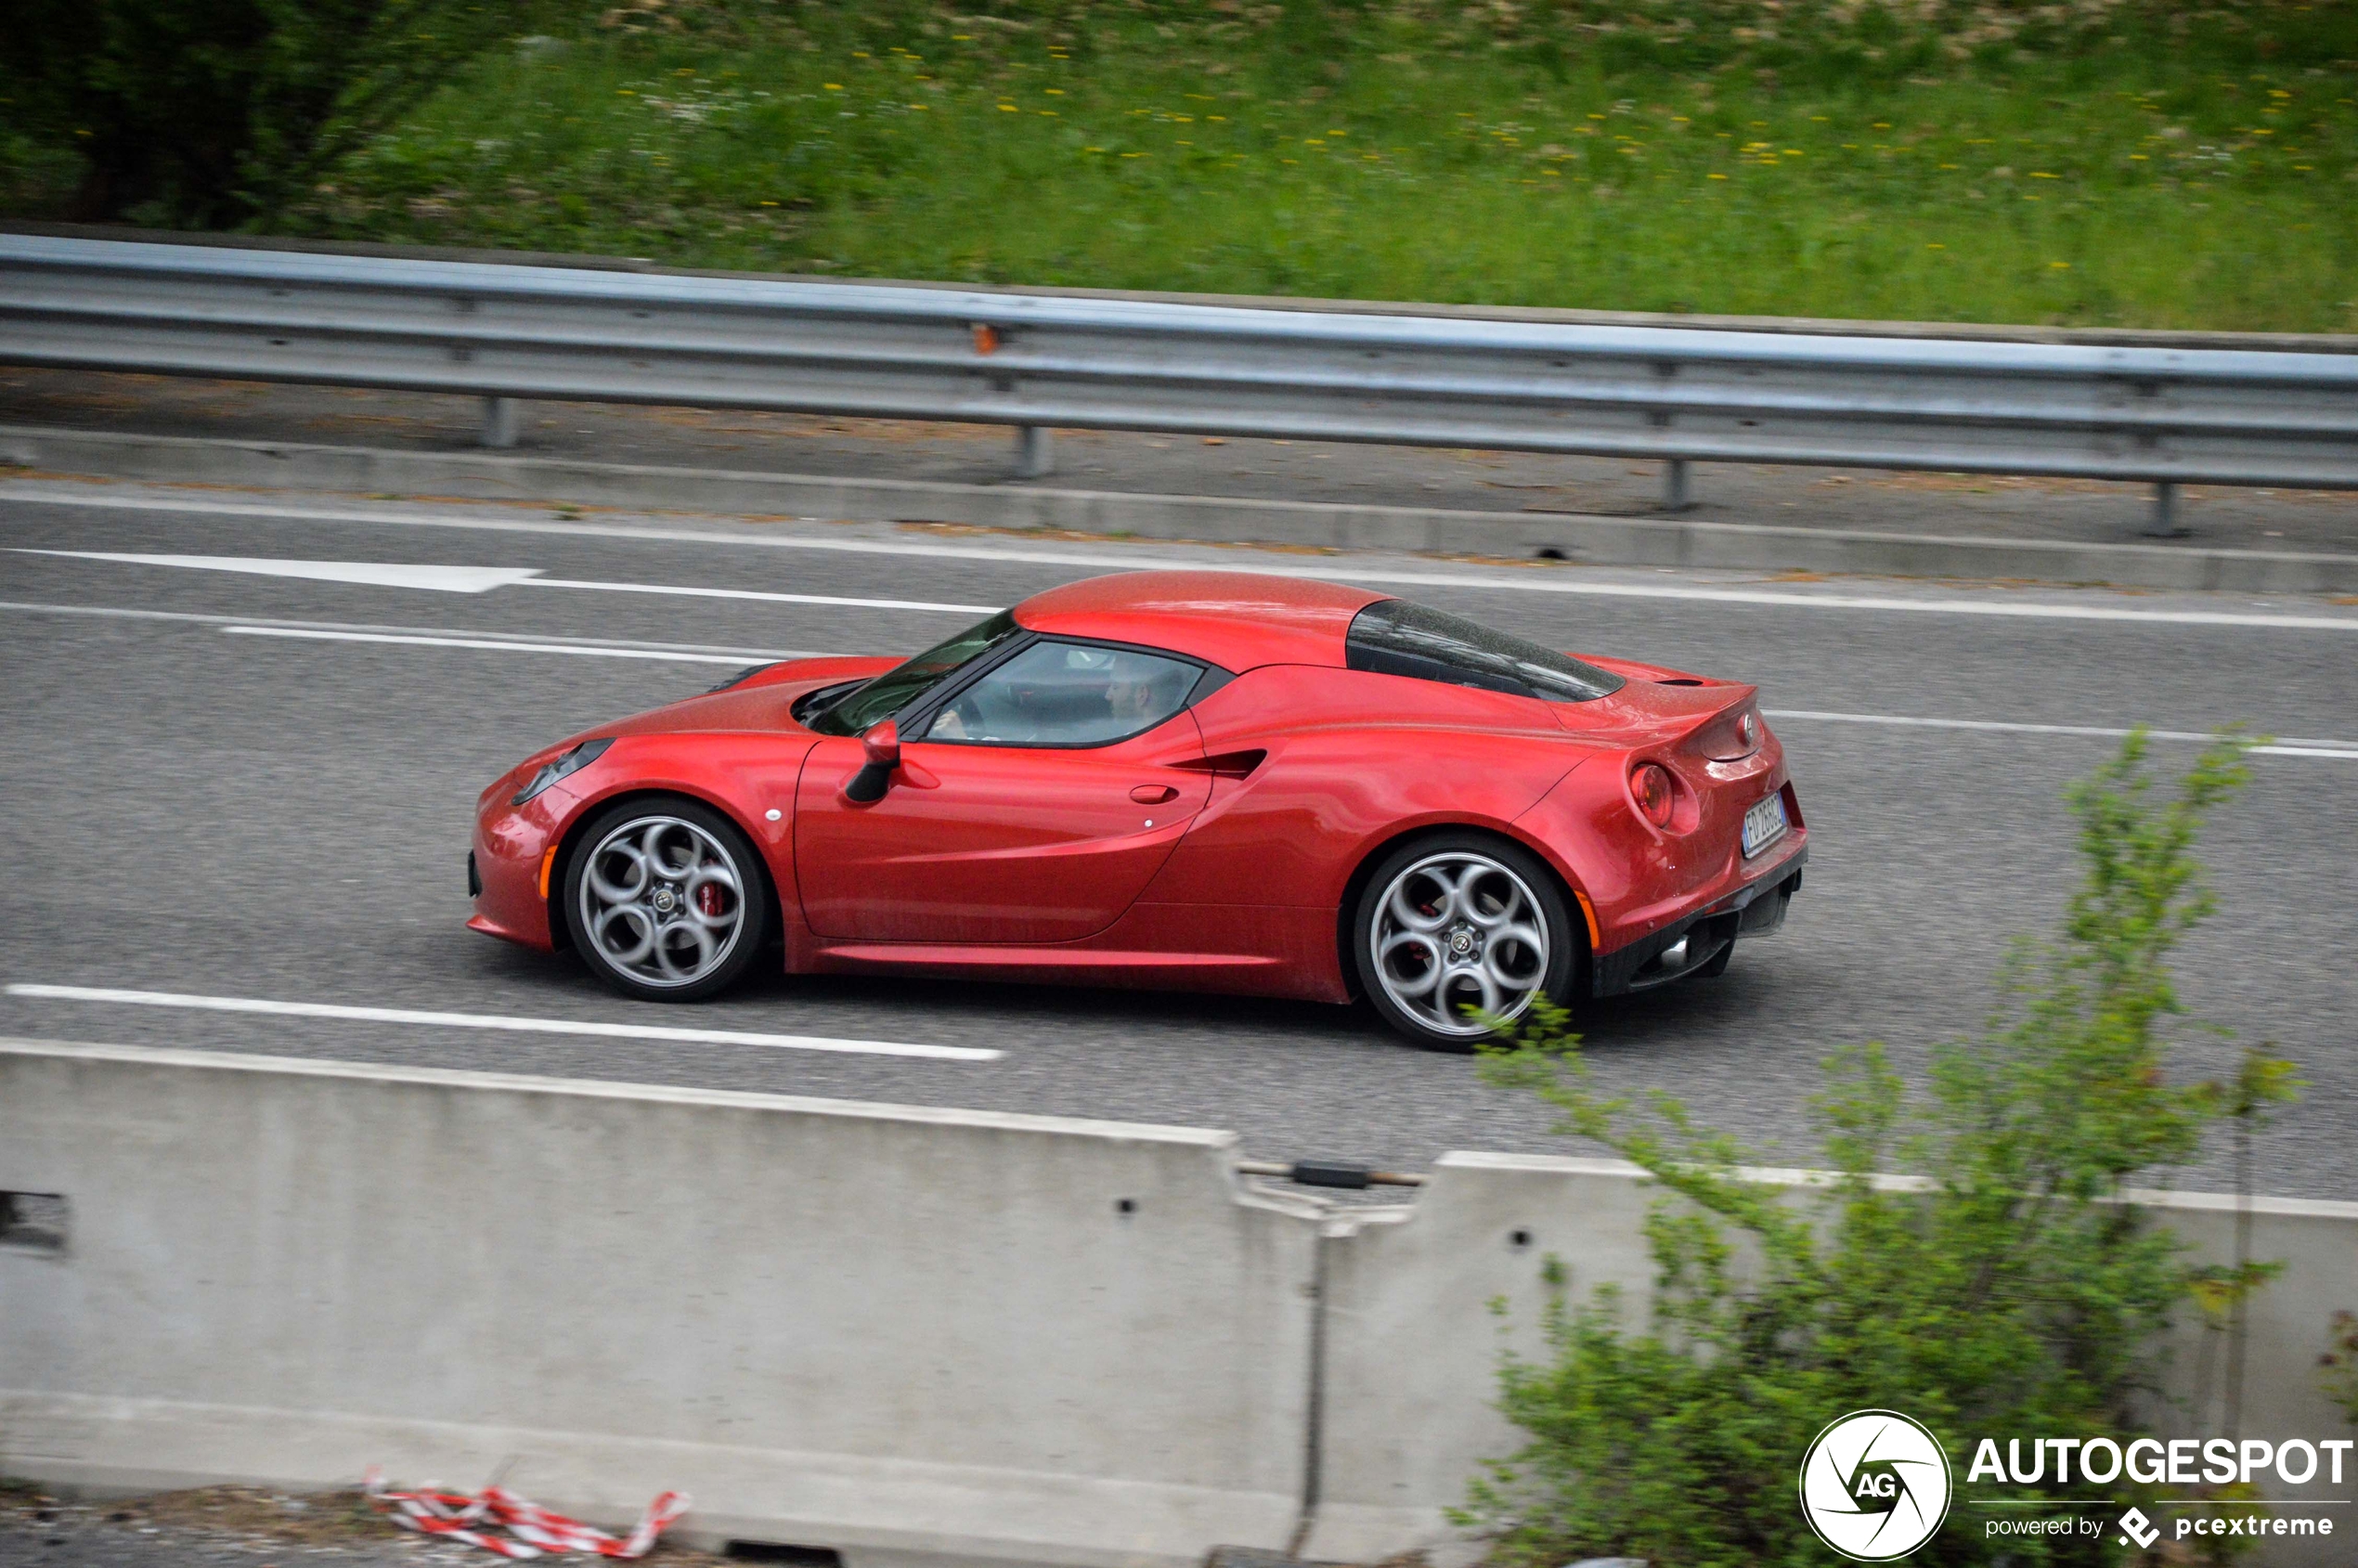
[[1967, 1435, 2352, 1487]]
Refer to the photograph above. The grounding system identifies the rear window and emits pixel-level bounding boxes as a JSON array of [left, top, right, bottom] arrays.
[[1345, 600, 1623, 704]]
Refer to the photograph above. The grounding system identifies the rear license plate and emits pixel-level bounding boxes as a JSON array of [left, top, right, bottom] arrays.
[[1742, 792, 1788, 858]]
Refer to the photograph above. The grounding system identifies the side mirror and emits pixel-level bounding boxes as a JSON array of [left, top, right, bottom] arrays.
[[843, 719, 900, 804]]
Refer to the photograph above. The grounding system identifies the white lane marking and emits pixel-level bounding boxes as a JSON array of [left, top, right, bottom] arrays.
[[9, 486, 2358, 631], [1765, 709, 2358, 758], [11, 548, 544, 593], [525, 578, 995, 614], [226, 626, 763, 665], [3, 984, 1003, 1063], [13, 546, 991, 614], [1517, 586, 2358, 631], [0, 600, 817, 661]]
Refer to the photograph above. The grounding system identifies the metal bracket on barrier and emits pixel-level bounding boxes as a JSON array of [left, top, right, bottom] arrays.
[[1237, 1160, 1429, 1190], [0, 1191, 69, 1253]]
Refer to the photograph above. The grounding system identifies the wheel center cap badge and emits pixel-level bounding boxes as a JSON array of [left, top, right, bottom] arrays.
[[652, 887, 678, 914], [1448, 929, 1476, 955]]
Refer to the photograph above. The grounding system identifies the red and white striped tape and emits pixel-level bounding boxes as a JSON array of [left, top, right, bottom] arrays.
[[363, 1469, 690, 1559]]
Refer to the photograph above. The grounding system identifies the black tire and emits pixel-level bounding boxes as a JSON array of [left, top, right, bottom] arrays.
[[561, 795, 772, 1003], [1352, 831, 1581, 1053]]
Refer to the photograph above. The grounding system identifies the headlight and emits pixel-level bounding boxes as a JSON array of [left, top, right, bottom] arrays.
[[512, 737, 613, 806]]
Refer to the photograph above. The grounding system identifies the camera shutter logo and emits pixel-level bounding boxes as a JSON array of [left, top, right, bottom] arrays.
[[1798, 1409, 1954, 1561]]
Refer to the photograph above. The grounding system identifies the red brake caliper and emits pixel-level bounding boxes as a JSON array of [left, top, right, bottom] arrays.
[[696, 883, 727, 918]]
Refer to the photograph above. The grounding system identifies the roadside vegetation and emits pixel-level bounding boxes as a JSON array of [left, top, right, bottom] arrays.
[[6, 2, 2355, 331], [1461, 733, 2299, 1565], [2325, 1312, 2358, 1425]]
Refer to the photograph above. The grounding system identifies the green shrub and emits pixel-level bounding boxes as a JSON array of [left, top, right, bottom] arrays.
[[1464, 732, 2296, 1566], [2323, 1312, 2358, 1429]]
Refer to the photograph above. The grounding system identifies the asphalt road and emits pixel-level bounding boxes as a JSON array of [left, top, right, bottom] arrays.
[[4, 479, 2353, 1198]]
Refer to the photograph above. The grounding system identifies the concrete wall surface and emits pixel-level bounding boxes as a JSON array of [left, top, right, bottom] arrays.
[[6, 1040, 2356, 1568], [0, 1040, 1320, 1568]]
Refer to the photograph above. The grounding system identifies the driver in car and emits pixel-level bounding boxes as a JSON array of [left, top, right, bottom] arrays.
[[1105, 664, 1185, 730], [924, 652, 1185, 743]]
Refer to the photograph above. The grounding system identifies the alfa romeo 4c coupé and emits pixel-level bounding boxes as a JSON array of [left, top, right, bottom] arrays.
[[470, 570, 1806, 1049]]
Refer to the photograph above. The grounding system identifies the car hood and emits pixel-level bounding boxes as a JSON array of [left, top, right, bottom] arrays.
[[592, 656, 897, 737]]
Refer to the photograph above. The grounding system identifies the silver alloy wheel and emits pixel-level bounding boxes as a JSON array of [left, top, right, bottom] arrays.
[[1368, 850, 1552, 1037], [576, 814, 746, 990]]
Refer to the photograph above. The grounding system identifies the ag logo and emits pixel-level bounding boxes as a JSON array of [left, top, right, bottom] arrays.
[[1798, 1409, 1953, 1561]]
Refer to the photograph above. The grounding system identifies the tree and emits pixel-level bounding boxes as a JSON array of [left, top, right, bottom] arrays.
[[9, 0, 535, 227]]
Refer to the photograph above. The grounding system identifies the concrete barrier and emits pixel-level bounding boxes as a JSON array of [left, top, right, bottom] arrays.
[[0, 1040, 1321, 1568], [5, 1039, 2354, 1567], [6, 425, 2357, 595]]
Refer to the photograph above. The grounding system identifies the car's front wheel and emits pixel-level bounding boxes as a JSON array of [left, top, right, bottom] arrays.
[[564, 796, 771, 1002], [1354, 833, 1578, 1051]]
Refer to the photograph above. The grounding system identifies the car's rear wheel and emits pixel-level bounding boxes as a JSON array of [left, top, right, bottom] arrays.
[[564, 797, 770, 1003], [1354, 833, 1577, 1052]]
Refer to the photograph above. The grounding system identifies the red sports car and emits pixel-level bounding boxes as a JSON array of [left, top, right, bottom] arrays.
[[469, 570, 1806, 1049]]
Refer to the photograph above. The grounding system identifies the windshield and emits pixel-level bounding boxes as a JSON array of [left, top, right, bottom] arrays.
[[1344, 599, 1623, 703], [805, 609, 1023, 736]]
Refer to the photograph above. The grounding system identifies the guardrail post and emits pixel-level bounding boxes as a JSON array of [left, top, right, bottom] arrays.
[[480, 397, 521, 449], [1662, 459, 1693, 512], [2144, 481, 2185, 538], [1014, 424, 1055, 480]]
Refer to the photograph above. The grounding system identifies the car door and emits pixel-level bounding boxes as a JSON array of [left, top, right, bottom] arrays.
[[794, 639, 1215, 944]]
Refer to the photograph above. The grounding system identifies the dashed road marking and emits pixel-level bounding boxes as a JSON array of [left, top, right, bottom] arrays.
[[0, 599, 812, 661], [1764, 708, 2358, 758], [224, 625, 765, 665]]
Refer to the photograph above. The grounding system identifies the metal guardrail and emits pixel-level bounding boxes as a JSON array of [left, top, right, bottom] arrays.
[[4, 232, 2355, 535]]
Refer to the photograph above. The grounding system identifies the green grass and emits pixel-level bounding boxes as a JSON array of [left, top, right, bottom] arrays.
[[39, 4, 2358, 330]]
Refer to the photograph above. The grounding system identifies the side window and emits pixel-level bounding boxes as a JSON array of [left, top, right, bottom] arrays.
[[919, 641, 1202, 746]]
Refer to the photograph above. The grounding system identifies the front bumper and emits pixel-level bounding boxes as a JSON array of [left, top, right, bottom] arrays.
[[1593, 844, 1807, 997], [465, 785, 577, 951]]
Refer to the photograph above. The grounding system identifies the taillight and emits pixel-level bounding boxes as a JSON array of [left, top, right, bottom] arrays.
[[1630, 762, 1676, 828]]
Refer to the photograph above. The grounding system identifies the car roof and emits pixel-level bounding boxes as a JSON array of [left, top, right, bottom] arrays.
[[1013, 571, 1387, 672]]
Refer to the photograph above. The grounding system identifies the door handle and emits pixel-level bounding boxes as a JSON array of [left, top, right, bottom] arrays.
[[1130, 784, 1179, 804]]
